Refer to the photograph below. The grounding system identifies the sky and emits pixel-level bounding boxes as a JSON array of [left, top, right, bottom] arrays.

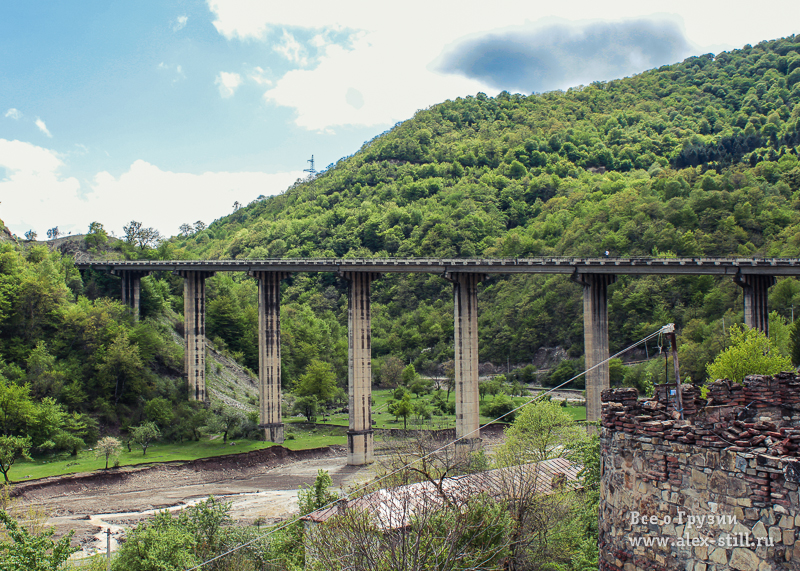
[[1, 1, 799, 239]]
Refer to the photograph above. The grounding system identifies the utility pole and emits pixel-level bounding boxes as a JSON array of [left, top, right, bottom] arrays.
[[304, 155, 317, 175], [664, 324, 684, 420]]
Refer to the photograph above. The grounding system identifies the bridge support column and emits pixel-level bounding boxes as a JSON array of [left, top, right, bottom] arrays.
[[447, 272, 485, 453], [575, 273, 616, 426], [251, 271, 289, 443], [735, 273, 775, 335], [116, 270, 150, 321], [177, 271, 214, 402], [343, 272, 379, 466]]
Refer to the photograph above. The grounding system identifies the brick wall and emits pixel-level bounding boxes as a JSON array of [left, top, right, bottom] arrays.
[[599, 374, 800, 571]]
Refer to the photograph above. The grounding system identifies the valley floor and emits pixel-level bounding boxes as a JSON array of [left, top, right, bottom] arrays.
[[15, 425, 509, 559]]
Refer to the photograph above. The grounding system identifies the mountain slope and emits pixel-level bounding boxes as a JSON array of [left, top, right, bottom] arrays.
[[168, 36, 800, 385]]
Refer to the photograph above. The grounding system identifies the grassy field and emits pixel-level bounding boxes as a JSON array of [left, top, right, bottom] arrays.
[[8, 391, 584, 483], [10, 439, 278, 482], [295, 389, 586, 429], [9, 424, 350, 482]]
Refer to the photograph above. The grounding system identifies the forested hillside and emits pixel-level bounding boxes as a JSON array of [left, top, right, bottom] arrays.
[[0, 239, 266, 461], [164, 35, 800, 389], [4, 37, 800, 451]]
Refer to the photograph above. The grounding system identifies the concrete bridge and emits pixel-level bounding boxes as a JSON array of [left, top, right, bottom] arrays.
[[76, 257, 800, 465]]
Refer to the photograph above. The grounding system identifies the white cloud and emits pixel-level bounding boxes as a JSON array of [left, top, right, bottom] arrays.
[[4, 108, 22, 120], [215, 71, 243, 98], [249, 66, 272, 86], [0, 139, 81, 236], [173, 15, 188, 31], [263, 36, 484, 130], [274, 30, 308, 65], [35, 118, 52, 137], [86, 162, 305, 236], [206, 0, 800, 130], [0, 138, 303, 239]]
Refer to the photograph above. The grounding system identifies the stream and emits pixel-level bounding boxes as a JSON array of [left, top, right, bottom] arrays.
[[54, 489, 300, 560]]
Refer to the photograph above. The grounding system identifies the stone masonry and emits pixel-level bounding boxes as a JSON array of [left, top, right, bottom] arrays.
[[600, 373, 800, 571]]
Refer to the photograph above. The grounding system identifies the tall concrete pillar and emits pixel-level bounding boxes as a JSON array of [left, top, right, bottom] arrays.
[[117, 270, 149, 321], [342, 272, 379, 466], [176, 271, 214, 402], [447, 272, 485, 451], [250, 271, 289, 443], [735, 273, 775, 335], [578, 273, 616, 425]]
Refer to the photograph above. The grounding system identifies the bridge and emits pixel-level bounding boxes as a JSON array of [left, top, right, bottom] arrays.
[[76, 257, 800, 465]]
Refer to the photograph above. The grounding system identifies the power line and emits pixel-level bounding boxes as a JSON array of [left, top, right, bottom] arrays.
[[185, 324, 674, 570]]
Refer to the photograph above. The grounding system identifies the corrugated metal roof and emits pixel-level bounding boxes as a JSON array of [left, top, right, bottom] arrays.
[[301, 457, 582, 530]]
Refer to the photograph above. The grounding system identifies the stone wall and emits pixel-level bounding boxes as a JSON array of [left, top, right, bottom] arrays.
[[600, 374, 800, 571]]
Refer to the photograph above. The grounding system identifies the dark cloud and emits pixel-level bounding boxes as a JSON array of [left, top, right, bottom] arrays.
[[436, 18, 693, 93]]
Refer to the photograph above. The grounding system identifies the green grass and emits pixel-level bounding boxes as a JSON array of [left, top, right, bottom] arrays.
[[282, 425, 347, 449], [10, 439, 278, 482], [290, 389, 587, 430], [9, 423, 353, 483]]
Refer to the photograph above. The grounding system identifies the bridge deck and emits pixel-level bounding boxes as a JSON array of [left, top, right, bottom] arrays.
[[74, 257, 800, 276]]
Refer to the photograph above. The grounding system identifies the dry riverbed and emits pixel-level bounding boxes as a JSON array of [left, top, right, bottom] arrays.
[[12, 425, 508, 559]]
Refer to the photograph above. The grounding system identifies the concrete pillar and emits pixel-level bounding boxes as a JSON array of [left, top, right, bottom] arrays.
[[578, 273, 616, 425], [735, 273, 775, 335], [447, 272, 485, 452], [342, 272, 379, 466], [176, 271, 214, 402], [250, 271, 289, 443], [117, 270, 149, 321]]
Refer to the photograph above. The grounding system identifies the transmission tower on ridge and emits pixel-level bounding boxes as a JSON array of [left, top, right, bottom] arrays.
[[304, 155, 317, 175]]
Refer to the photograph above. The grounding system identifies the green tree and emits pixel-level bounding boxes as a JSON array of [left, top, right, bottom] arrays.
[[0, 510, 77, 571], [400, 364, 419, 386], [179, 496, 233, 564], [481, 392, 516, 421], [84, 221, 109, 249], [496, 399, 586, 465], [217, 407, 243, 443], [298, 470, 339, 516], [130, 422, 160, 456], [508, 160, 527, 179], [791, 319, 800, 366], [388, 393, 414, 430], [97, 331, 145, 405], [608, 358, 625, 386], [408, 376, 433, 397], [111, 511, 198, 571], [143, 397, 174, 429], [291, 395, 320, 423], [412, 399, 432, 423], [379, 356, 405, 388], [707, 325, 793, 383], [0, 437, 31, 483], [0, 379, 34, 438], [294, 360, 338, 405]]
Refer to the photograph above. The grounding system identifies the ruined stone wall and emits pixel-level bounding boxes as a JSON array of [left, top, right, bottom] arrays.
[[600, 374, 800, 571]]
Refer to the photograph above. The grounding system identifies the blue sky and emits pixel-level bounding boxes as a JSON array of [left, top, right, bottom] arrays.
[[1, 1, 798, 239]]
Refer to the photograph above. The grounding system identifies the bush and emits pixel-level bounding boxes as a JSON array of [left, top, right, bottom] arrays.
[[481, 393, 516, 421]]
